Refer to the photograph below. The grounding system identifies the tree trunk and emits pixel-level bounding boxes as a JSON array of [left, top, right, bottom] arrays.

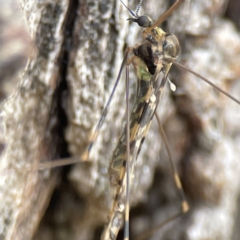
[[1, 0, 240, 240]]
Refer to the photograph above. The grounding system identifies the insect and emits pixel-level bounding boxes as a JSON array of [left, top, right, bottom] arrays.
[[100, 0, 190, 239], [1, 1, 240, 240], [39, 1, 240, 239], [94, 0, 240, 240]]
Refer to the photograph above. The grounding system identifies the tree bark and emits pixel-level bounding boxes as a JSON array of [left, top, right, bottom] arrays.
[[1, 0, 240, 240]]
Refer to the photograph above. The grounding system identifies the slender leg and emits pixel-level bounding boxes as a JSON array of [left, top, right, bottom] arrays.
[[81, 49, 131, 161], [135, 112, 189, 240], [155, 112, 189, 213], [124, 64, 130, 240], [174, 61, 240, 105], [101, 57, 133, 240], [38, 49, 131, 170]]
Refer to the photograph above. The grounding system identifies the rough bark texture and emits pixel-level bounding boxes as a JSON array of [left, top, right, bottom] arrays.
[[1, 0, 240, 240]]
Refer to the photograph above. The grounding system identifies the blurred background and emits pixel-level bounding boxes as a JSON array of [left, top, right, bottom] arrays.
[[0, 0, 31, 156]]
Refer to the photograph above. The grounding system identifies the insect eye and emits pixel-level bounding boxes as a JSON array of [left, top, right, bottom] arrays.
[[163, 33, 180, 60], [128, 15, 153, 28]]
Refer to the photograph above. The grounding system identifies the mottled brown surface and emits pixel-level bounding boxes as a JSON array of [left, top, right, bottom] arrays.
[[1, 0, 240, 240]]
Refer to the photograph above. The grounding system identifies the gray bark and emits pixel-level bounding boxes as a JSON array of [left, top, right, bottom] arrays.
[[1, 0, 240, 240]]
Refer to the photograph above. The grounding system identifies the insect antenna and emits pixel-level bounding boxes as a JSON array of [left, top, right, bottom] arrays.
[[135, 0, 143, 16], [120, 0, 153, 28], [120, 0, 138, 18]]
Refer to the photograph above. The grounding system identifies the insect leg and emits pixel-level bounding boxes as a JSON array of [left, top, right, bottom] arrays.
[[135, 213, 182, 240], [38, 49, 131, 171], [173, 61, 240, 105], [81, 49, 130, 161], [124, 63, 130, 240], [101, 55, 135, 240], [155, 112, 189, 213], [134, 112, 189, 240], [38, 157, 82, 170]]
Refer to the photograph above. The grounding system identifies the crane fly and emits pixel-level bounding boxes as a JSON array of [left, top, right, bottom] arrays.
[[73, 0, 239, 239], [100, 0, 190, 239], [36, 0, 240, 239]]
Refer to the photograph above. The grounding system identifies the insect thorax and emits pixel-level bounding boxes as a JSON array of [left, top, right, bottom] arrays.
[[133, 27, 180, 75]]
